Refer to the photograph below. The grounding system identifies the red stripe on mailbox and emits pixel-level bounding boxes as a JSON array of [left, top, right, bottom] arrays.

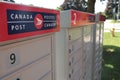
[[0, 2, 60, 42], [71, 10, 95, 27], [99, 15, 106, 21]]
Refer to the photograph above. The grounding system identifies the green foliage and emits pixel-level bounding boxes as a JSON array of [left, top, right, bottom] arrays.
[[56, 7, 62, 11], [110, 20, 120, 23], [105, 0, 119, 19], [4, 0, 15, 3], [60, 0, 96, 13], [61, 0, 88, 12]]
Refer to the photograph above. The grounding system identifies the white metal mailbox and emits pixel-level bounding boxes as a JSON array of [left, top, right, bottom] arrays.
[[2, 55, 52, 80], [92, 13, 105, 80], [55, 10, 95, 80], [0, 2, 60, 80]]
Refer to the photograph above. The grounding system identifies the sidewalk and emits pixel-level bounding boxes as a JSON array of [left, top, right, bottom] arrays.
[[104, 20, 120, 32]]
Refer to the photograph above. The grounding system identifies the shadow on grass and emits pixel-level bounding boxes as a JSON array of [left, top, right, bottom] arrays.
[[114, 35, 120, 38], [102, 45, 120, 80]]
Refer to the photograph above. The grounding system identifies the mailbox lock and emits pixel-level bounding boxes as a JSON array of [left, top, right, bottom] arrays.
[[69, 74, 71, 78], [16, 78, 20, 80], [69, 61, 71, 66], [69, 49, 71, 54], [69, 35, 71, 40]]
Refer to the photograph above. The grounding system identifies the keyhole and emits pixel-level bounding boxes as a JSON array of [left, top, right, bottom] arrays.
[[69, 74, 71, 78], [69, 35, 71, 40], [69, 49, 71, 54], [69, 61, 71, 66], [16, 78, 20, 80]]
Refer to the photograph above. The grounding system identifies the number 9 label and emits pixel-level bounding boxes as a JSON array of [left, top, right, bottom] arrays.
[[7, 51, 20, 68], [10, 53, 16, 64]]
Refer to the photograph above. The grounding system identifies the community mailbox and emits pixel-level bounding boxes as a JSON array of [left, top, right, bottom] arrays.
[[92, 13, 105, 80], [55, 10, 95, 80], [0, 2, 60, 80]]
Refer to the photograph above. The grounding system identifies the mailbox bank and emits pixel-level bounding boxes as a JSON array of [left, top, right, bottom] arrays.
[[92, 13, 105, 80], [55, 10, 96, 80], [0, 2, 105, 80], [0, 2, 60, 80]]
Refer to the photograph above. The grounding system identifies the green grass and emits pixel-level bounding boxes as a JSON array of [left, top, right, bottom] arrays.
[[110, 20, 120, 23], [102, 32, 120, 80]]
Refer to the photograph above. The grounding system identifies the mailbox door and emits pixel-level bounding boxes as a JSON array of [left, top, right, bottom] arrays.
[[0, 35, 53, 78], [67, 27, 83, 80], [1, 55, 52, 80], [68, 38, 83, 55], [68, 27, 82, 42]]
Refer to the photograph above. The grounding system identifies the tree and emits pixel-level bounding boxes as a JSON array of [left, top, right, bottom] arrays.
[[105, 0, 119, 19], [3, 0, 15, 3], [87, 0, 96, 13], [61, 0, 96, 13]]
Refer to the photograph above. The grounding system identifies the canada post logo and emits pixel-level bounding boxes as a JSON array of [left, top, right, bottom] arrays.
[[34, 14, 43, 29], [7, 9, 57, 35]]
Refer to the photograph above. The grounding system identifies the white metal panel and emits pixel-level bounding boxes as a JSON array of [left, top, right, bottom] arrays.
[[0, 35, 52, 78], [1, 55, 52, 80], [55, 29, 68, 80], [69, 48, 83, 67], [68, 27, 82, 42], [60, 10, 71, 28], [72, 70, 81, 80], [69, 38, 82, 54], [69, 60, 81, 78]]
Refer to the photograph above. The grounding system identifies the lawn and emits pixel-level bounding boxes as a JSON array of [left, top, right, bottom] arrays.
[[102, 32, 120, 80]]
